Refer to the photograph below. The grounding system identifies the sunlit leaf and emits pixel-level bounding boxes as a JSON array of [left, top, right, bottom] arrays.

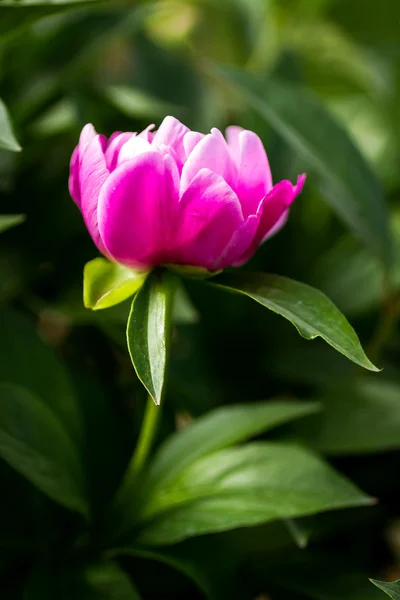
[[127, 270, 177, 405], [83, 257, 148, 311], [211, 272, 378, 371], [0, 98, 21, 152]]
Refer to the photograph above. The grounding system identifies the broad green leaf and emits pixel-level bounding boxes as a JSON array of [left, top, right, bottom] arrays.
[[103, 85, 182, 120], [313, 211, 400, 316], [211, 272, 378, 371], [0, 98, 21, 152], [313, 234, 385, 316], [371, 579, 400, 600], [83, 257, 148, 311], [25, 560, 142, 599], [0, 383, 88, 516], [143, 401, 321, 496], [134, 442, 372, 546], [290, 379, 400, 455], [0, 0, 105, 40], [215, 66, 391, 264], [117, 540, 246, 600], [0, 214, 25, 233], [127, 270, 177, 405], [0, 308, 82, 442]]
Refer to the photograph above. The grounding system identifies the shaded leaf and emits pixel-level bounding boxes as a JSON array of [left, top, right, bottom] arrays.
[[24, 560, 142, 599], [0, 308, 82, 442], [127, 270, 178, 405], [83, 257, 148, 311], [118, 539, 248, 600], [135, 442, 371, 546], [103, 85, 182, 120], [143, 400, 321, 496], [0, 214, 25, 234], [0, 98, 21, 152], [371, 579, 400, 600], [216, 66, 391, 264], [0, 0, 105, 40], [0, 383, 88, 516], [212, 271, 378, 371], [290, 379, 400, 455]]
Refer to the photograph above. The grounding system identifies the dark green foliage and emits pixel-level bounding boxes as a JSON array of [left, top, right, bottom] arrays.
[[1, 0, 400, 598]]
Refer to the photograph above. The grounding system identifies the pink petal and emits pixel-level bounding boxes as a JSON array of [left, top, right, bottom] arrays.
[[68, 146, 81, 205], [183, 131, 205, 158], [225, 125, 243, 164], [240, 174, 305, 262], [79, 123, 97, 155], [171, 169, 244, 270], [152, 116, 190, 162], [105, 132, 135, 171], [180, 128, 237, 195], [138, 124, 155, 142], [214, 214, 260, 269], [79, 134, 110, 254], [227, 128, 272, 217], [97, 151, 179, 269], [117, 136, 154, 166]]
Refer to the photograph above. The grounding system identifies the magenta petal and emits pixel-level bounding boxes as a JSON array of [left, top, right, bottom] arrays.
[[225, 125, 243, 164], [246, 174, 306, 258], [79, 134, 110, 254], [152, 116, 190, 162], [214, 214, 259, 269], [228, 129, 272, 217], [180, 128, 237, 194], [183, 131, 205, 158], [138, 124, 155, 142], [98, 151, 179, 268], [68, 146, 81, 205], [171, 169, 243, 270], [117, 136, 154, 166], [79, 123, 97, 155], [105, 132, 135, 171]]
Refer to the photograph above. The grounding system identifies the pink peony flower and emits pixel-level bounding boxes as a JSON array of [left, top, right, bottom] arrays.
[[69, 116, 305, 271]]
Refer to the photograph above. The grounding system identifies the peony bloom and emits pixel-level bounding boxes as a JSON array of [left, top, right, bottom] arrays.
[[69, 116, 305, 272]]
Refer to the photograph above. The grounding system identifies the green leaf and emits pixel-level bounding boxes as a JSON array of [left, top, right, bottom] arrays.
[[25, 560, 142, 599], [371, 579, 400, 600], [83, 257, 148, 311], [0, 214, 25, 233], [134, 442, 372, 546], [0, 383, 88, 516], [103, 85, 182, 121], [211, 271, 378, 371], [0, 308, 82, 442], [0, 0, 105, 40], [289, 379, 400, 455], [215, 66, 392, 264], [143, 401, 321, 496], [0, 98, 21, 152], [83, 562, 142, 599], [126, 270, 178, 405], [117, 539, 246, 600]]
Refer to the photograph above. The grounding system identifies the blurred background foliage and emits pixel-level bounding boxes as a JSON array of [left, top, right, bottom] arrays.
[[1, 0, 400, 598]]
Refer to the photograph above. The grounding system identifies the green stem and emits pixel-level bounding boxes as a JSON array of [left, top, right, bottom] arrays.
[[129, 395, 160, 477]]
